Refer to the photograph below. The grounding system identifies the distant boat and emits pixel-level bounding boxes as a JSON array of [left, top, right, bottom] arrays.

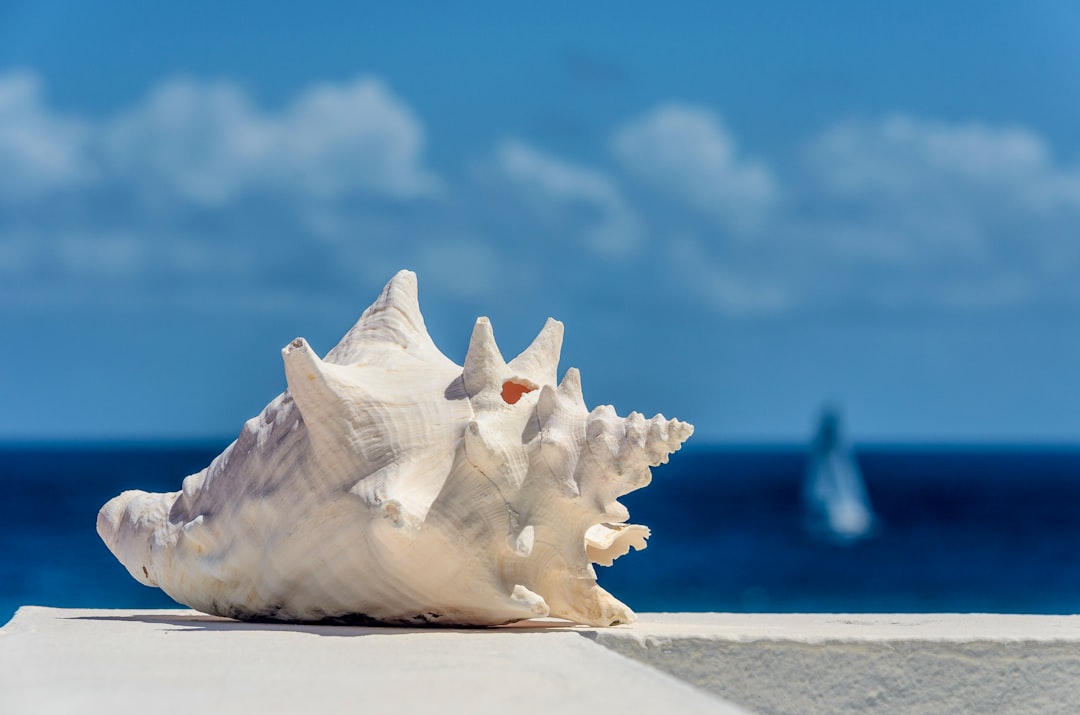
[[803, 406, 878, 544]]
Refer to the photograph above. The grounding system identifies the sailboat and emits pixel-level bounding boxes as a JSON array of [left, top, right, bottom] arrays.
[[802, 405, 878, 544]]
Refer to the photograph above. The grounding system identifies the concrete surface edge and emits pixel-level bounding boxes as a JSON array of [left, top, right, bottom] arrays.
[[0, 607, 749, 715], [591, 613, 1080, 715], [5, 609, 1080, 714]]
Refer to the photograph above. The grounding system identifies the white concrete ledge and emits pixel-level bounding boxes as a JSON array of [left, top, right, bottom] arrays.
[[589, 613, 1080, 715], [4, 609, 1080, 714], [0, 607, 746, 715]]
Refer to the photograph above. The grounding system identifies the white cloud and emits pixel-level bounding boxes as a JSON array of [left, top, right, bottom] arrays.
[[721, 112, 1080, 313], [0, 71, 93, 201], [494, 139, 642, 258], [282, 79, 441, 200], [3, 70, 1080, 323], [102, 80, 266, 205], [807, 115, 1080, 209], [637, 112, 1080, 317], [103, 75, 440, 205], [0, 71, 438, 208], [611, 105, 776, 231], [0, 71, 445, 311], [799, 115, 1080, 295]]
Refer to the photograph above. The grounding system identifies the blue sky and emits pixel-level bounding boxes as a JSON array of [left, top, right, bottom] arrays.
[[2, 2, 1080, 442]]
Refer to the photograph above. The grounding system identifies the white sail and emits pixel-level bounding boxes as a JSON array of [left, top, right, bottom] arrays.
[[803, 406, 877, 544]]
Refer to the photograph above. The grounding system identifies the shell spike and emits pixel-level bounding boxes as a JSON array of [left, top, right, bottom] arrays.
[[282, 337, 349, 425], [557, 367, 586, 410], [508, 317, 564, 387], [325, 269, 447, 365], [370, 268, 419, 309], [643, 414, 695, 467], [624, 411, 648, 449], [535, 384, 558, 426], [463, 317, 509, 398]]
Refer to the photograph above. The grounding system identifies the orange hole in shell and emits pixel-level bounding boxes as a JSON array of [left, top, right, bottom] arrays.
[[501, 380, 535, 405]]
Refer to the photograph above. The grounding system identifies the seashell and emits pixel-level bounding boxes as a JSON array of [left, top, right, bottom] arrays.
[[97, 270, 693, 626]]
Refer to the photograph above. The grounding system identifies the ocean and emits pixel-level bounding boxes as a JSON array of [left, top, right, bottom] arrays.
[[3, 442, 1080, 625]]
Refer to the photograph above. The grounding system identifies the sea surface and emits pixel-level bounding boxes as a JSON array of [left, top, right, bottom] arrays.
[[3, 442, 1080, 625]]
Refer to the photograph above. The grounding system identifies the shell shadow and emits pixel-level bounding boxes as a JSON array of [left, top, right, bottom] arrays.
[[68, 612, 586, 637]]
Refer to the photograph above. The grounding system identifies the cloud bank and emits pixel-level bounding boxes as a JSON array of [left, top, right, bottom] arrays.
[[797, 115, 1080, 309], [3, 71, 1080, 321], [0, 72, 437, 207], [103, 77, 439, 205]]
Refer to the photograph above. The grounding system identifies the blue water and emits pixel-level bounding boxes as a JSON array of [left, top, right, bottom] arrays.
[[4, 442, 1080, 625]]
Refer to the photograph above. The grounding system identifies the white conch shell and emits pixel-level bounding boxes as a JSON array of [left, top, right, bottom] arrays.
[[97, 270, 693, 626]]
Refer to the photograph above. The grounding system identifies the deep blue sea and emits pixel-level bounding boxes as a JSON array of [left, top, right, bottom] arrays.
[[3, 442, 1080, 625]]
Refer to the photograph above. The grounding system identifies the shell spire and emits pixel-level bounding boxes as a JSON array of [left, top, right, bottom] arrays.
[[462, 317, 509, 400], [97, 270, 694, 628], [645, 414, 694, 466], [557, 367, 586, 410], [325, 269, 450, 366], [283, 337, 338, 408], [281, 337, 358, 454], [507, 317, 563, 388]]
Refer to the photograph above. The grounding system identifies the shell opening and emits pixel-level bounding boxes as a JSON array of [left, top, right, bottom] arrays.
[[501, 380, 536, 405]]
